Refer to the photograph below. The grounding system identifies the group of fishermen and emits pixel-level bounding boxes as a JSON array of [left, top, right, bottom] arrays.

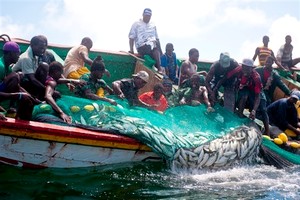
[[1, 8, 300, 143]]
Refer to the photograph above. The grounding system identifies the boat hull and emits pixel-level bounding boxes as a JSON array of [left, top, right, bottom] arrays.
[[0, 118, 160, 168]]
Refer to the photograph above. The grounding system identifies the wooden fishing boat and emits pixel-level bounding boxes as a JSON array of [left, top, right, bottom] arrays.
[[0, 37, 299, 170]]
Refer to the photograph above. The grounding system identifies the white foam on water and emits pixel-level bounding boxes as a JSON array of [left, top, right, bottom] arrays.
[[176, 165, 300, 198]]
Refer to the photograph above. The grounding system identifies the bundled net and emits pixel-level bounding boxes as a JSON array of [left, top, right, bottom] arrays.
[[32, 95, 251, 160]]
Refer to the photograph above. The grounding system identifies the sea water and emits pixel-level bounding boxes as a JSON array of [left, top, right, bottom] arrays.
[[0, 162, 299, 199]]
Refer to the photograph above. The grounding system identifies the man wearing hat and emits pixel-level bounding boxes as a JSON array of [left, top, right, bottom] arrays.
[[0, 41, 20, 82], [0, 41, 37, 120], [205, 52, 239, 111], [226, 58, 269, 135], [267, 94, 300, 140], [112, 70, 152, 107], [128, 8, 163, 73]]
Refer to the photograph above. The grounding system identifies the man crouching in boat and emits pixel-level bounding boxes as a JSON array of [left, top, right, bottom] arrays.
[[44, 61, 85, 123], [267, 93, 300, 141], [112, 70, 154, 109]]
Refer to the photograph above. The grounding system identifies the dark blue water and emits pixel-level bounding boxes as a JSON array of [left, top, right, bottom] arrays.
[[0, 162, 299, 200]]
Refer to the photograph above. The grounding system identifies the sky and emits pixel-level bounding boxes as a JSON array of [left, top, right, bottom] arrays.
[[1, 0, 300, 65]]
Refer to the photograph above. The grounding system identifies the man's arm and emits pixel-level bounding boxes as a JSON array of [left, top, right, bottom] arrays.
[[80, 51, 93, 66], [112, 80, 125, 99], [26, 73, 46, 90], [129, 38, 135, 54], [45, 81, 71, 124], [83, 89, 117, 105], [252, 47, 259, 61]]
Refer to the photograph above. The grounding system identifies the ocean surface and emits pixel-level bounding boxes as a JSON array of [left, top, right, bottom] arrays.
[[0, 162, 299, 200]]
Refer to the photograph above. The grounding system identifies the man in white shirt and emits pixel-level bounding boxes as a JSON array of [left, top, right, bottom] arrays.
[[129, 8, 163, 73]]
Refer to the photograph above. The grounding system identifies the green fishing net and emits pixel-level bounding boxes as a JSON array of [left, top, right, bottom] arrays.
[[32, 95, 251, 160], [262, 138, 300, 164]]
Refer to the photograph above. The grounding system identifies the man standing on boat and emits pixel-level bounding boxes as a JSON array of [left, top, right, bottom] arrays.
[[205, 52, 239, 111], [252, 35, 285, 69], [129, 8, 163, 73], [255, 56, 291, 106]]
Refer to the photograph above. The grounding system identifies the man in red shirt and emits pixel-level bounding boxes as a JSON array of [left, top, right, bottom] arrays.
[[139, 83, 168, 112], [226, 58, 269, 135]]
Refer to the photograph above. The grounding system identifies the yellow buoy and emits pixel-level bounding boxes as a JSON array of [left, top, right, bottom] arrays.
[[278, 133, 288, 143], [70, 106, 80, 113], [40, 104, 52, 112], [273, 138, 283, 145], [284, 129, 297, 137], [263, 135, 272, 140], [84, 105, 94, 112], [290, 142, 300, 148]]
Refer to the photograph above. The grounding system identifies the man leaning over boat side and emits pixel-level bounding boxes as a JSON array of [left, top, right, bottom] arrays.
[[252, 35, 285, 70], [225, 58, 270, 135], [0, 41, 39, 120], [177, 74, 214, 113], [43, 61, 85, 124], [128, 8, 163, 73], [255, 55, 291, 106], [205, 52, 239, 111], [75, 55, 117, 105], [112, 70, 155, 109], [12, 35, 50, 101], [139, 83, 168, 112]]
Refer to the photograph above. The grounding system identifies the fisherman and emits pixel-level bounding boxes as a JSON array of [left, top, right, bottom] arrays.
[[63, 37, 94, 79], [112, 70, 154, 108], [226, 58, 270, 135], [267, 94, 300, 140], [75, 55, 117, 105], [255, 55, 291, 106], [179, 48, 207, 87], [178, 74, 214, 112], [12, 35, 50, 100], [139, 83, 168, 112], [276, 35, 300, 71], [0, 41, 39, 120], [252, 35, 284, 69], [129, 8, 163, 73], [205, 52, 239, 111], [161, 43, 179, 85], [44, 61, 85, 124]]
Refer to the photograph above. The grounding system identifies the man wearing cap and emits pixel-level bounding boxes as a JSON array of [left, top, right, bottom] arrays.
[[226, 58, 269, 135], [205, 52, 239, 111], [112, 70, 152, 107], [0, 41, 20, 82], [128, 8, 163, 73], [0, 41, 38, 120], [255, 55, 291, 106], [267, 94, 300, 140]]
